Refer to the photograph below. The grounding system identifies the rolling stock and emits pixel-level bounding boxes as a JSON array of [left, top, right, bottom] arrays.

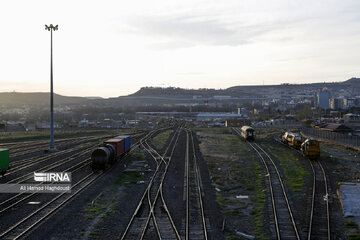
[[301, 139, 320, 160], [0, 149, 9, 176], [240, 126, 255, 141], [91, 135, 131, 171], [282, 132, 302, 149]]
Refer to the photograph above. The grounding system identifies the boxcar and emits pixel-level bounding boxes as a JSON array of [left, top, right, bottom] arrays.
[[0, 149, 9, 176]]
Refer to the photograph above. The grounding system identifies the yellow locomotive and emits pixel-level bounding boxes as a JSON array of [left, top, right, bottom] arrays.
[[281, 132, 302, 149], [301, 139, 320, 160]]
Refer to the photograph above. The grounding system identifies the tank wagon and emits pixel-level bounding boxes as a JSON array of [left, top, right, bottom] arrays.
[[282, 132, 302, 149], [241, 126, 255, 141], [0, 149, 9, 176], [91, 135, 131, 171], [301, 139, 320, 160]]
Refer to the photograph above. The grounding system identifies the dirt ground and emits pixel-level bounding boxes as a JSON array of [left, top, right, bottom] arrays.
[[196, 127, 268, 239], [197, 126, 360, 239], [319, 142, 360, 239]]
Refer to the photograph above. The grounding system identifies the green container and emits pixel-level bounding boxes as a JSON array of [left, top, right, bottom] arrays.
[[0, 149, 9, 172]]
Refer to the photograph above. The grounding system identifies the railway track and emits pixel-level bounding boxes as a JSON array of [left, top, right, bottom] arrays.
[[0, 129, 153, 239], [185, 130, 208, 240], [0, 157, 92, 216], [0, 172, 101, 239], [120, 127, 181, 240], [233, 128, 300, 240], [273, 134, 331, 239], [0, 130, 145, 149], [7, 138, 105, 172], [4, 132, 147, 179], [307, 160, 330, 240], [3, 143, 100, 183], [9, 135, 108, 158]]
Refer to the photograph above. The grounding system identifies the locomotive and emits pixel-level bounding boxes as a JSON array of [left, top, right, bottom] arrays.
[[91, 136, 131, 171], [301, 139, 320, 160], [282, 132, 302, 149], [240, 126, 255, 141]]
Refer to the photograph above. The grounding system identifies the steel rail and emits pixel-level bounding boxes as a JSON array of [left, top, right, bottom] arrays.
[[1, 129, 153, 239], [233, 127, 300, 240], [273, 133, 330, 240], [140, 127, 182, 239], [189, 130, 208, 240], [120, 126, 181, 240]]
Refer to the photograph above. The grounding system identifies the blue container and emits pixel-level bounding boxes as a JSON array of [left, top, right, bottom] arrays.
[[114, 135, 131, 152]]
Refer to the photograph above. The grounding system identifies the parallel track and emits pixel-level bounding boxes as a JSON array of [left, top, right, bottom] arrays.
[[307, 160, 330, 240], [0, 171, 100, 239], [273, 134, 331, 239], [0, 130, 152, 239], [120, 127, 181, 240], [185, 130, 208, 240], [234, 128, 300, 240]]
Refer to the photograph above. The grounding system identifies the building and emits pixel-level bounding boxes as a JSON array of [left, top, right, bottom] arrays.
[[225, 119, 251, 127], [330, 97, 343, 110], [344, 113, 360, 123], [316, 88, 331, 109], [319, 123, 353, 133], [196, 113, 243, 121], [343, 98, 355, 109]]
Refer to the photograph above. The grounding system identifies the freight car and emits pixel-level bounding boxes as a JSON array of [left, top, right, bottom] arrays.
[[301, 139, 320, 159], [241, 126, 255, 141], [91, 135, 131, 171], [281, 132, 302, 149], [0, 149, 9, 176]]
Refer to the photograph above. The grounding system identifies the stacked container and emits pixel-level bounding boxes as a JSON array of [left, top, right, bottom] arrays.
[[114, 135, 131, 152], [104, 139, 125, 157]]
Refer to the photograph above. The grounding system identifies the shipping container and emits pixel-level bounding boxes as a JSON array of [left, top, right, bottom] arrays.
[[114, 135, 131, 152], [0, 149, 9, 175], [105, 139, 125, 157]]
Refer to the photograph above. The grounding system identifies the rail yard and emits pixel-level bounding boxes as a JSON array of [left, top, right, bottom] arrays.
[[0, 125, 359, 239]]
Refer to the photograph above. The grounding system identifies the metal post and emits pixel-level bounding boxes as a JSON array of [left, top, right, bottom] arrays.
[[45, 24, 58, 151], [50, 28, 54, 150]]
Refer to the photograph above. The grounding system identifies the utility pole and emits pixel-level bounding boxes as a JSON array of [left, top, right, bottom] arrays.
[[45, 24, 58, 151]]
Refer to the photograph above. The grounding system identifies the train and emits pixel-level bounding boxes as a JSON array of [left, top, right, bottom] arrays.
[[281, 131, 320, 159], [281, 132, 302, 149], [0, 149, 9, 176], [91, 135, 131, 171], [301, 139, 320, 159], [240, 126, 255, 141]]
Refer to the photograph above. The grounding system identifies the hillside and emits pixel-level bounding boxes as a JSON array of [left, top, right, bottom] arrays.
[[130, 78, 360, 98], [0, 77, 358, 107], [0, 92, 90, 107]]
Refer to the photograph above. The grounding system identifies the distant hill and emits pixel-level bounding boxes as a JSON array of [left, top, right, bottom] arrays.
[[344, 77, 360, 84], [0, 92, 90, 107], [129, 78, 360, 98], [129, 87, 232, 98], [0, 77, 358, 107]]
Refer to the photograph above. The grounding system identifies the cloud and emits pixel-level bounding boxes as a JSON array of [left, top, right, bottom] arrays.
[[120, 14, 275, 48], [118, 9, 333, 50], [147, 40, 195, 50]]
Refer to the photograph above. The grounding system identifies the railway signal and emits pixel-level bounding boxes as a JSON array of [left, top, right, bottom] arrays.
[[45, 24, 58, 151]]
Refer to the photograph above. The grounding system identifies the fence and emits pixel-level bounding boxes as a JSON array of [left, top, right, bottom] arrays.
[[301, 127, 360, 148]]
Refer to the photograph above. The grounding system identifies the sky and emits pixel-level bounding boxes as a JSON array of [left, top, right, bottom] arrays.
[[0, 0, 359, 98]]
